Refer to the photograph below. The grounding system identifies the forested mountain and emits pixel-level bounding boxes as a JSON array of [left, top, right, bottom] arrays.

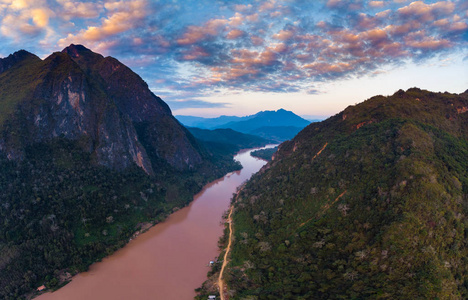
[[177, 109, 311, 142], [200, 88, 468, 299], [246, 126, 304, 143], [0, 45, 239, 299], [250, 147, 278, 161], [187, 127, 274, 157]]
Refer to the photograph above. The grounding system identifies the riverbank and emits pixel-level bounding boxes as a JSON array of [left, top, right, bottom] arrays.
[[35, 146, 274, 300]]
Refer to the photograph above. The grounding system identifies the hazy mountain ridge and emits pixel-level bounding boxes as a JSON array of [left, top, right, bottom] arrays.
[[176, 115, 249, 129], [177, 109, 311, 142], [199, 88, 468, 299], [220, 108, 310, 132]]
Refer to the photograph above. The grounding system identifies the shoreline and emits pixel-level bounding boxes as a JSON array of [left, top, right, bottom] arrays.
[[33, 145, 274, 300]]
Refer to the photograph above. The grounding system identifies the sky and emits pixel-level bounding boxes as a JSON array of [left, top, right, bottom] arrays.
[[0, 0, 467, 119]]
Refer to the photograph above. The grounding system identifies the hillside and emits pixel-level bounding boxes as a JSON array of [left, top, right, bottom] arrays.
[[0, 45, 239, 299], [187, 127, 273, 157], [245, 126, 304, 142], [198, 88, 468, 299], [250, 147, 278, 161]]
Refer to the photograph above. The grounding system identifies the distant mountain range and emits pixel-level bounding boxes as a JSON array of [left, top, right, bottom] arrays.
[[177, 109, 313, 142], [176, 115, 246, 129]]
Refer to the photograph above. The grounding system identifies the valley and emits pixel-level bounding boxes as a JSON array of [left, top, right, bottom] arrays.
[[35, 146, 275, 300], [1, 0, 466, 296]]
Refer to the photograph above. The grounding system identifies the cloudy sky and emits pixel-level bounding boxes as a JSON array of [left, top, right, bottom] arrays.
[[0, 0, 467, 118]]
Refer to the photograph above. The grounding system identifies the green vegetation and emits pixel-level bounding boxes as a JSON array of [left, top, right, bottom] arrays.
[[187, 127, 273, 156], [0, 52, 43, 126], [0, 137, 236, 299], [0, 45, 242, 299], [198, 88, 468, 299], [250, 147, 278, 161]]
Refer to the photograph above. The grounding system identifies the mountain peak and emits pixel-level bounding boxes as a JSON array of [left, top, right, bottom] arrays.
[[61, 44, 95, 58], [11, 49, 35, 57], [0, 49, 40, 74]]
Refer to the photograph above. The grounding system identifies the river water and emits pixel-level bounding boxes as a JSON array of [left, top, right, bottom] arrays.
[[36, 146, 274, 300]]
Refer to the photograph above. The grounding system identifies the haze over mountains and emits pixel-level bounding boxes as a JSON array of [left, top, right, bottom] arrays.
[[198, 88, 468, 299], [177, 109, 313, 142]]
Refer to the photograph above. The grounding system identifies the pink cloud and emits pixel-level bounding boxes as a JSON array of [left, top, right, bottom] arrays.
[[397, 1, 455, 22], [177, 18, 228, 45], [251, 36, 264, 46], [369, 1, 385, 8], [226, 29, 245, 40], [58, 0, 148, 47], [246, 13, 259, 22], [228, 12, 244, 27], [406, 35, 451, 50], [259, 0, 276, 12], [181, 46, 210, 61], [58, 0, 103, 19], [273, 29, 294, 41], [234, 4, 253, 12]]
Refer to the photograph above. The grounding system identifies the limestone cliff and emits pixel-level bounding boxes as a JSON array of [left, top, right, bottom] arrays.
[[0, 45, 204, 175]]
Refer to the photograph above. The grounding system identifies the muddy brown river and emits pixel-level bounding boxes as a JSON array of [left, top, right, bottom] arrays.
[[36, 146, 274, 300]]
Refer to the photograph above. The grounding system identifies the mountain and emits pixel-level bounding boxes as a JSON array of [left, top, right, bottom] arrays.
[[175, 115, 248, 129], [245, 126, 304, 142], [0, 44, 207, 175], [176, 109, 311, 142], [198, 88, 468, 299], [250, 146, 278, 161], [220, 108, 310, 132], [187, 127, 274, 157], [0, 45, 239, 298]]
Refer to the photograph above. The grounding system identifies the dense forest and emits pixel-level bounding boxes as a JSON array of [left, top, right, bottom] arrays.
[[250, 147, 278, 161], [198, 88, 468, 299], [0, 45, 247, 299], [0, 137, 240, 299]]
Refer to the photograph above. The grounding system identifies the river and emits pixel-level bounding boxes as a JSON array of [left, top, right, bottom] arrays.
[[36, 145, 275, 300]]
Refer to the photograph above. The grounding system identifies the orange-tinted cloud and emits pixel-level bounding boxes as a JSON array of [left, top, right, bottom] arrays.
[[0, 0, 54, 40], [57, 0, 103, 19], [273, 29, 294, 40], [227, 29, 245, 39], [397, 1, 455, 22], [369, 1, 385, 8], [58, 0, 148, 47], [177, 19, 228, 45]]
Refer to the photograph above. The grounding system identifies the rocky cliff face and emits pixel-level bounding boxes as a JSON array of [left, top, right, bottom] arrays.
[[0, 45, 204, 175]]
